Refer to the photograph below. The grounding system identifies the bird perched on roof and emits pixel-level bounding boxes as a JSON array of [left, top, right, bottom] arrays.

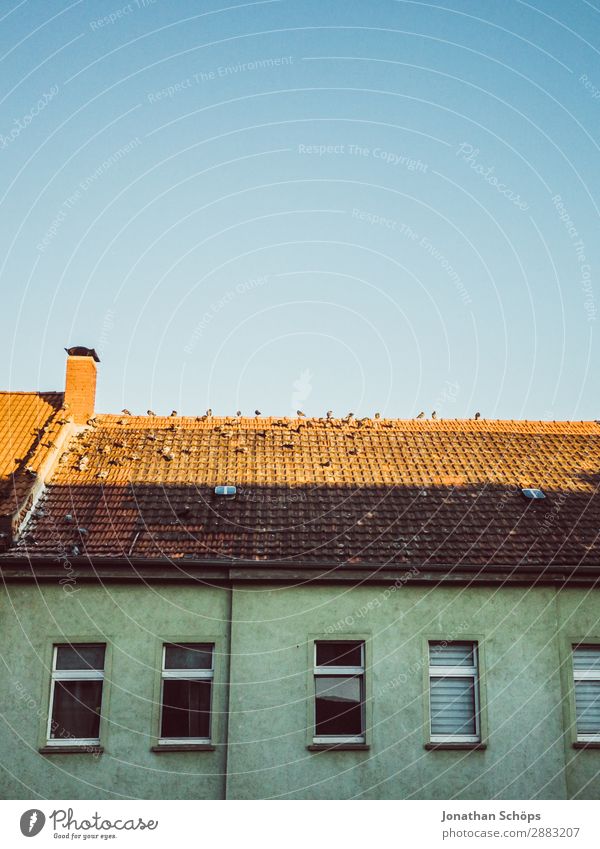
[[147, 410, 156, 416], [297, 410, 306, 417], [474, 411, 481, 420], [374, 412, 381, 419], [326, 410, 333, 419], [345, 412, 355, 421], [255, 409, 261, 416], [431, 411, 437, 419], [170, 410, 177, 417], [236, 410, 242, 417], [206, 408, 212, 417], [121, 409, 132, 415], [416, 411, 425, 418]]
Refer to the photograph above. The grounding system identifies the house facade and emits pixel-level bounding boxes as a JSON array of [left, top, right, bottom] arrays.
[[0, 349, 599, 800]]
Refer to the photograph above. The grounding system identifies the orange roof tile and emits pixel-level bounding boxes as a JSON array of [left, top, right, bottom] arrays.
[[0, 391, 66, 523], [10, 414, 600, 568]]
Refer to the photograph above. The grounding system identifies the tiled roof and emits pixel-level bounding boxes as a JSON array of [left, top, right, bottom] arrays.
[[0, 391, 65, 521], [10, 414, 600, 568]]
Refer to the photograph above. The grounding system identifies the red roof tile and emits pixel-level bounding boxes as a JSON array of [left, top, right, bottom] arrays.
[[0, 392, 65, 525], [9, 414, 600, 568]]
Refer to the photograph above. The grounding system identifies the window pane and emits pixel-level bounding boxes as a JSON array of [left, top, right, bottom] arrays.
[[164, 643, 213, 670], [50, 681, 102, 740], [429, 642, 475, 667], [316, 641, 363, 667], [575, 680, 600, 735], [161, 679, 212, 738], [430, 676, 477, 736], [315, 675, 363, 736], [55, 644, 105, 670], [573, 646, 600, 672]]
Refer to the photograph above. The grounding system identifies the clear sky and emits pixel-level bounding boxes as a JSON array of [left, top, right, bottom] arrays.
[[0, 0, 598, 419]]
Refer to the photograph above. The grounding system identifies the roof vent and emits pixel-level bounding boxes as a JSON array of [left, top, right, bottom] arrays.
[[214, 485, 236, 496], [522, 488, 546, 500]]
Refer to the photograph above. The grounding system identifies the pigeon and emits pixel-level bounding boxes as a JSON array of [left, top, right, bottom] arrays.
[[255, 410, 261, 416], [374, 412, 381, 419], [346, 412, 355, 420], [474, 412, 481, 420], [206, 409, 212, 417], [147, 410, 156, 416], [121, 409, 132, 415], [297, 410, 306, 417], [326, 410, 333, 419], [236, 410, 242, 417], [431, 411, 437, 419], [170, 410, 178, 417], [416, 411, 425, 419]]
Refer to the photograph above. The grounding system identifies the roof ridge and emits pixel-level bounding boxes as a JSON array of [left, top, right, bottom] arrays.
[[0, 390, 63, 397]]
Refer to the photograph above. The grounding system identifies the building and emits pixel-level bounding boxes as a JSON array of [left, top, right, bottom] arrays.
[[0, 347, 599, 800]]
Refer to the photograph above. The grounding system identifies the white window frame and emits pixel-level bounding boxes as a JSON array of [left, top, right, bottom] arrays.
[[313, 641, 365, 745], [428, 641, 480, 744], [158, 643, 214, 746], [46, 644, 105, 747], [573, 645, 600, 743]]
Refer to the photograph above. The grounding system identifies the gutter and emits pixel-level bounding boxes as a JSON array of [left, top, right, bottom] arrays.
[[0, 555, 599, 586]]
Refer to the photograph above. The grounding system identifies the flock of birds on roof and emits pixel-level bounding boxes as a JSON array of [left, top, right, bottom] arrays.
[[116, 409, 483, 420]]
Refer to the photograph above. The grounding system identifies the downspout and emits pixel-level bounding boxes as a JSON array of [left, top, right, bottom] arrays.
[[221, 578, 234, 799]]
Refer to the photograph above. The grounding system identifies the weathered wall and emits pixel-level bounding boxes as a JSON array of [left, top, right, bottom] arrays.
[[0, 583, 230, 800], [1, 582, 598, 799], [226, 584, 598, 800]]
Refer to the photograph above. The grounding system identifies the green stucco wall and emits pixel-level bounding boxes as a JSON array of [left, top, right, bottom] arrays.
[[0, 583, 230, 800], [0, 581, 599, 799]]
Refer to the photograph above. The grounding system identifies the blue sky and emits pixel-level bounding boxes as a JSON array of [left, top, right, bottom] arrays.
[[0, 0, 598, 419]]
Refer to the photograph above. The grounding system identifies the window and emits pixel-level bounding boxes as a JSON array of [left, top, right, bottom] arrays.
[[428, 641, 480, 743], [313, 641, 365, 744], [573, 645, 600, 741], [159, 643, 214, 744], [47, 644, 106, 746]]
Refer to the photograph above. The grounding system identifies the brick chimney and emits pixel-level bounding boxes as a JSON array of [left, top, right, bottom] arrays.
[[64, 346, 100, 424]]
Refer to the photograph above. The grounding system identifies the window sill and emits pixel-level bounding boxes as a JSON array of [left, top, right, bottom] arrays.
[[308, 743, 370, 752], [39, 745, 103, 755], [425, 742, 487, 751], [573, 741, 600, 749], [151, 744, 215, 752]]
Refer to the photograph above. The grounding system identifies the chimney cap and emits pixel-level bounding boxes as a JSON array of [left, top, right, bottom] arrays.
[[65, 346, 100, 363]]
